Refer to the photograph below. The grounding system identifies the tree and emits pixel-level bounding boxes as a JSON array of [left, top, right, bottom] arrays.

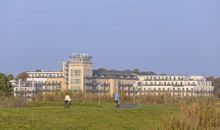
[[16, 72, 28, 81], [133, 69, 140, 74], [0, 73, 13, 96], [97, 68, 107, 71], [7, 74, 14, 80], [35, 69, 43, 72]]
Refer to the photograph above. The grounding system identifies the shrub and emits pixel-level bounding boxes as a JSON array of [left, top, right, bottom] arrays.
[[163, 97, 220, 130]]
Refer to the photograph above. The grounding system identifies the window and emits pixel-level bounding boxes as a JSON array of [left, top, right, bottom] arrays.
[[74, 69, 81, 76], [71, 79, 74, 84], [73, 79, 80, 83], [71, 70, 74, 76]]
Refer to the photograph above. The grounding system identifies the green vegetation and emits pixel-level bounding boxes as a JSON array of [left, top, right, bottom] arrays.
[[0, 102, 177, 130], [1, 95, 220, 130], [1, 81, 220, 130], [0, 73, 13, 96]]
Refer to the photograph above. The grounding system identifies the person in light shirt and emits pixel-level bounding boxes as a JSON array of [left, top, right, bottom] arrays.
[[64, 93, 71, 109], [114, 93, 120, 109]]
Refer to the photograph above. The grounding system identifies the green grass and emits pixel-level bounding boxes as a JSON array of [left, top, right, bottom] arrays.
[[0, 102, 178, 130]]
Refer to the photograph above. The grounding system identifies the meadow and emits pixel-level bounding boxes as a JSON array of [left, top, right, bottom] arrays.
[[1, 94, 220, 130], [0, 101, 177, 130]]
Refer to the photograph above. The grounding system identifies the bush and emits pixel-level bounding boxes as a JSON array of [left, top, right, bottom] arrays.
[[163, 97, 220, 130]]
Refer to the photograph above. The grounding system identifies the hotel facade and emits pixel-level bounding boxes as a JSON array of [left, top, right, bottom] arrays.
[[12, 71, 63, 97], [134, 75, 214, 96], [11, 53, 214, 97], [62, 53, 93, 91]]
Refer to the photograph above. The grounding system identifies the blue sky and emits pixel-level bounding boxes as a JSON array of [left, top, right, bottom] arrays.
[[0, 0, 220, 76]]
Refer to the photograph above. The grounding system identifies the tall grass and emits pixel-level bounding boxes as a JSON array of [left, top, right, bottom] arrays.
[[0, 91, 208, 108], [31, 92, 180, 105], [163, 97, 220, 130], [1, 93, 220, 129], [32, 91, 113, 103], [134, 93, 179, 104], [0, 96, 27, 108]]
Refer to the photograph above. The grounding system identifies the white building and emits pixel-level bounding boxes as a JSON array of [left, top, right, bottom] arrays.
[[11, 79, 36, 98], [26, 71, 63, 91], [134, 75, 214, 97], [11, 70, 63, 98]]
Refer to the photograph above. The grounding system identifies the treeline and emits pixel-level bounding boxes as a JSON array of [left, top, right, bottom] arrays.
[[0, 73, 14, 96], [0, 71, 29, 96]]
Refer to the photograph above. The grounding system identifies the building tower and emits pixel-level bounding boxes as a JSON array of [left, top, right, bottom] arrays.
[[62, 53, 93, 92]]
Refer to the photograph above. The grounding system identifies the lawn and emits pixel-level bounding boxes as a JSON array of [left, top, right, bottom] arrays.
[[0, 102, 177, 130]]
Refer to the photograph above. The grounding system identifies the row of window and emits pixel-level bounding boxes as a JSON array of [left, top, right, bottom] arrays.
[[140, 81, 211, 86], [137, 93, 212, 96], [70, 69, 81, 76], [143, 76, 186, 81], [140, 87, 212, 91], [71, 79, 81, 84], [29, 73, 62, 78], [97, 75, 136, 79], [35, 81, 61, 84], [84, 69, 92, 77], [141, 81, 196, 86]]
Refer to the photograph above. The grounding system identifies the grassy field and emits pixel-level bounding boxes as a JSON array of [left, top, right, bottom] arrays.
[[0, 102, 177, 130]]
